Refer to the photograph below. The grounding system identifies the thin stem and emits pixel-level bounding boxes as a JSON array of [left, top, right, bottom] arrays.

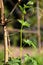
[[20, 13, 24, 58], [20, 26, 23, 58], [22, 14, 24, 20]]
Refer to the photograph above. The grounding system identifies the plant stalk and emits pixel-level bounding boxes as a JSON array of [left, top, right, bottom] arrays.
[[20, 26, 23, 58], [20, 14, 24, 58]]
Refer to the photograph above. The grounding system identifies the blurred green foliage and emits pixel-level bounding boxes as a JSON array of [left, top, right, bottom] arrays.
[[2, 53, 43, 65], [0, 0, 43, 46], [7, 57, 21, 65], [0, 51, 4, 65], [24, 54, 43, 65], [10, 32, 19, 46]]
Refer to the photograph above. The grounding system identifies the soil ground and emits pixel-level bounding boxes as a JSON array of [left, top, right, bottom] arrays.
[[0, 44, 43, 58]]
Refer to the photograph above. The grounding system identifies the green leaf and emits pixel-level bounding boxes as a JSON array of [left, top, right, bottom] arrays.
[[17, 19, 24, 25], [23, 39, 36, 48], [24, 54, 37, 65], [19, 5, 23, 12], [19, 5, 26, 14], [24, 54, 30, 62], [12, 58, 20, 63], [24, 4, 30, 9], [27, 1, 33, 5], [23, 21, 30, 27], [18, 19, 30, 27], [23, 9, 26, 14], [23, 39, 31, 46], [33, 60, 37, 65], [8, 58, 21, 65], [31, 42, 36, 48], [14, 63, 19, 65]]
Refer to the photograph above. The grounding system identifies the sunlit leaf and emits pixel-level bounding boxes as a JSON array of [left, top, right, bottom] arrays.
[[19, 5, 23, 13], [23, 9, 26, 14], [33, 60, 37, 65], [19, 5, 26, 14], [18, 19, 24, 25], [24, 4, 30, 9], [24, 54, 31, 62], [27, 1, 33, 5], [23, 39, 36, 48], [23, 21, 30, 27], [24, 54, 37, 65], [18, 19, 30, 27]]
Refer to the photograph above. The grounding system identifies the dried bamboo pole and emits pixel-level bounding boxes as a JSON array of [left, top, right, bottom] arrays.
[[36, 0, 41, 48], [4, 26, 8, 63], [0, 0, 1, 21], [1, 0, 8, 63], [7, 32, 10, 57], [7, 28, 37, 34]]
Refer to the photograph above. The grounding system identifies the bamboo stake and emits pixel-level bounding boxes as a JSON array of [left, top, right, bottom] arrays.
[[4, 26, 8, 63], [0, 1, 1, 21], [7, 29, 37, 34], [1, 0, 8, 63], [7, 32, 10, 57], [36, 0, 41, 48]]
